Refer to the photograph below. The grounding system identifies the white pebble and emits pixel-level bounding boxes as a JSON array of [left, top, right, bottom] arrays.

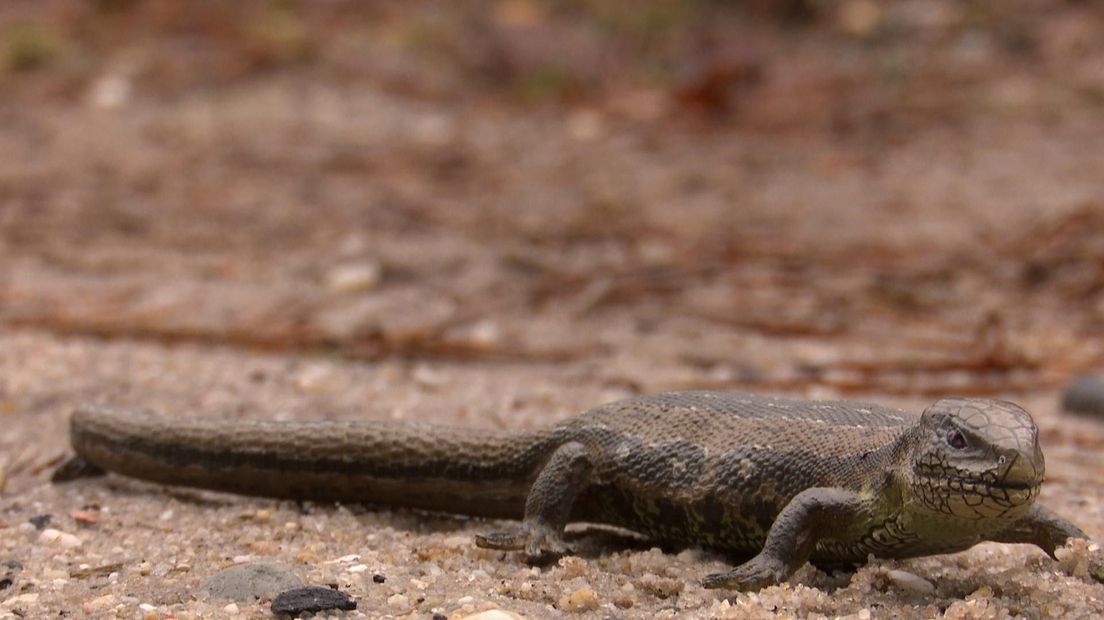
[[326, 261, 382, 293], [884, 569, 935, 595], [387, 593, 409, 609], [37, 528, 82, 548]]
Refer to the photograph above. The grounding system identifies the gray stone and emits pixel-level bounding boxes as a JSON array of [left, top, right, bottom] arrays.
[[201, 562, 302, 602], [271, 586, 356, 615]]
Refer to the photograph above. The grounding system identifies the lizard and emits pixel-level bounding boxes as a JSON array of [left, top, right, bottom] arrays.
[[59, 391, 1091, 591]]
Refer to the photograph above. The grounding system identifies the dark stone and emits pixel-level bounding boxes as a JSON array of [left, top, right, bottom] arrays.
[[271, 586, 356, 615], [1061, 375, 1104, 418], [372, 573, 386, 583], [28, 514, 51, 530]]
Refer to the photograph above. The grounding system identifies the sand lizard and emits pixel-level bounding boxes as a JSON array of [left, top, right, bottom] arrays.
[[60, 391, 1090, 590]]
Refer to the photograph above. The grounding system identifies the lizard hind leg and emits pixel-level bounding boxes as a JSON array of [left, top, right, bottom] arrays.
[[475, 441, 593, 562]]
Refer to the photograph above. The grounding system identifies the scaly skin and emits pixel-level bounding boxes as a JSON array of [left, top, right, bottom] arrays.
[[64, 391, 1089, 591]]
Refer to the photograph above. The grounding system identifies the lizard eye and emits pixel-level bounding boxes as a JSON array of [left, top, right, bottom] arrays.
[[945, 429, 967, 450]]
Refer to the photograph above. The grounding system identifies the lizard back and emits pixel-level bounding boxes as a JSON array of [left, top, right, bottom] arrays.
[[561, 391, 914, 554]]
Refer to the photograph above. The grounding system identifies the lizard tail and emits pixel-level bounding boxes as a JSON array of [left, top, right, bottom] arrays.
[[69, 404, 557, 518]]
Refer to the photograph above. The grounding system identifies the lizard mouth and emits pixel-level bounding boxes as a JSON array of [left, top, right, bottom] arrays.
[[923, 473, 1040, 493], [999, 480, 1038, 491]]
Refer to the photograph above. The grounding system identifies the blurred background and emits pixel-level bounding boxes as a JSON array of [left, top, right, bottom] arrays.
[[2, 0, 1104, 397]]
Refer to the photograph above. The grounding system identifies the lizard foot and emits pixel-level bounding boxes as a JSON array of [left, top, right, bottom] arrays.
[[475, 523, 572, 562], [701, 554, 788, 591]]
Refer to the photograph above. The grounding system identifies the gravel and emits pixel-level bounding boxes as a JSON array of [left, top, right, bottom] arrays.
[[1, 331, 1102, 618]]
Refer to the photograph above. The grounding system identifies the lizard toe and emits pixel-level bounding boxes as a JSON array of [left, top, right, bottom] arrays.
[[702, 555, 788, 591], [476, 523, 573, 561], [474, 529, 527, 551]]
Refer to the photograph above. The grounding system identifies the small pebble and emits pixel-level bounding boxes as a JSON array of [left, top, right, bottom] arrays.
[[28, 515, 52, 530], [388, 593, 410, 609], [558, 556, 588, 579], [373, 573, 386, 583], [201, 562, 301, 601], [82, 594, 117, 614], [612, 591, 635, 609], [70, 510, 99, 525], [1061, 375, 1104, 417], [271, 586, 356, 615], [326, 261, 382, 293], [558, 587, 599, 613], [37, 528, 82, 548], [883, 569, 935, 595]]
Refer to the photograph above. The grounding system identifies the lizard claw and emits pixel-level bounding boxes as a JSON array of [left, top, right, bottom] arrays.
[[475, 523, 572, 562], [702, 554, 788, 591]]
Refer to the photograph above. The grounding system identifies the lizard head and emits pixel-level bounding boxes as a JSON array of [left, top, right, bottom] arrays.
[[907, 397, 1043, 521]]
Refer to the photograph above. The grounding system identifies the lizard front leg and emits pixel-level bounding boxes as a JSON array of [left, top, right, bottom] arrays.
[[991, 504, 1089, 558], [703, 488, 864, 591], [475, 441, 592, 560]]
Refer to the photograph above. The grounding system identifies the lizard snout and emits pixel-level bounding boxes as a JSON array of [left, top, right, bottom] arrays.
[[998, 446, 1043, 490]]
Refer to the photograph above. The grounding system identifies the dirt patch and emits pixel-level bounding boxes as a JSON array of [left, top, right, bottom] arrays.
[[2, 1, 1104, 617]]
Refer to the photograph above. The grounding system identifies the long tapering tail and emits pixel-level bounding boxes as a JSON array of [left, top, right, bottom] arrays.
[[70, 405, 557, 518]]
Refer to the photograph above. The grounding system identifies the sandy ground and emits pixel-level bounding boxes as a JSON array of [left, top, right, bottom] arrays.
[[3, 1, 1104, 618], [1, 332, 1102, 619]]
